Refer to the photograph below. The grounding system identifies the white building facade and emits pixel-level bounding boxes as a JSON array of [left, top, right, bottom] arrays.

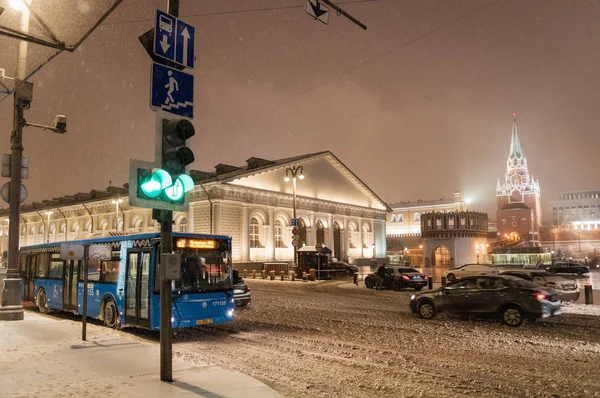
[[0, 152, 389, 267]]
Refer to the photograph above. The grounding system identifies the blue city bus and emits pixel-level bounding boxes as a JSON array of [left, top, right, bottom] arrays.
[[18, 232, 235, 329]]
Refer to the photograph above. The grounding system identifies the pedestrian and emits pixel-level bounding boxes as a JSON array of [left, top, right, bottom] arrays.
[[376, 263, 387, 291]]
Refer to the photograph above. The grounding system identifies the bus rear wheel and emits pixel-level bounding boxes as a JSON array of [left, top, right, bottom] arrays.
[[103, 299, 118, 328], [37, 289, 49, 314]]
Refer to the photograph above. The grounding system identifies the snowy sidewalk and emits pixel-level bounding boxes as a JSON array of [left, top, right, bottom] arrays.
[[0, 311, 281, 398]]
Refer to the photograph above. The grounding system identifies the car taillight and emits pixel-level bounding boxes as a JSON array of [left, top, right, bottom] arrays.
[[532, 292, 548, 300], [247, 286, 251, 291], [424, 275, 428, 280], [402, 275, 410, 280]]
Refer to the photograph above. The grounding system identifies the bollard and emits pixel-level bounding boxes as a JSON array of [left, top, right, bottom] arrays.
[[280, 271, 284, 281], [441, 276, 447, 286], [353, 272, 358, 285], [428, 276, 433, 290], [585, 284, 593, 305], [270, 270, 275, 281], [309, 269, 316, 281], [302, 272, 308, 282], [243, 269, 247, 278], [252, 270, 256, 279], [291, 271, 296, 282], [261, 270, 266, 279]]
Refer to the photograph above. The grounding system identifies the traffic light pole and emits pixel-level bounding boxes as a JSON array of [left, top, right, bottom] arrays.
[[156, 208, 173, 382], [0, 4, 29, 321], [158, 2, 177, 383]]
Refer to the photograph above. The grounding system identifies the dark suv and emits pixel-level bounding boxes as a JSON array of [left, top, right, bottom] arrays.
[[232, 270, 251, 307], [410, 275, 561, 327], [546, 262, 590, 276]]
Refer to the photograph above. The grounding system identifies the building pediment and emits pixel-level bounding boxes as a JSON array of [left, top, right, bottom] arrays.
[[205, 152, 389, 211]]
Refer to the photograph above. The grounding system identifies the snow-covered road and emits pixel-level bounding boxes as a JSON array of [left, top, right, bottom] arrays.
[[160, 279, 600, 398]]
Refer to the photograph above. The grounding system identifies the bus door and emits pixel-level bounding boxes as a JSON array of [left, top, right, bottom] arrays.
[[125, 250, 151, 327], [23, 255, 37, 302], [62, 260, 79, 312]]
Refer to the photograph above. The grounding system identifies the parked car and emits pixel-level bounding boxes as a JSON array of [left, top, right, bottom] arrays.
[[232, 269, 251, 307], [444, 264, 503, 282], [500, 270, 580, 301], [546, 262, 590, 276], [365, 266, 428, 291], [331, 261, 358, 275], [410, 275, 562, 327]]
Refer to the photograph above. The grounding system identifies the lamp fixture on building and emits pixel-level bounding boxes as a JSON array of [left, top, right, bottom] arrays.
[[44, 211, 53, 243], [284, 165, 304, 267], [112, 198, 123, 231]]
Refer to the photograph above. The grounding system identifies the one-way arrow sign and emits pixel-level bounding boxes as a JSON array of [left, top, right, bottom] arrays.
[[305, 0, 329, 25]]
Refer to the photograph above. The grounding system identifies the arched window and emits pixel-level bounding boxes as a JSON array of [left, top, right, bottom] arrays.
[[275, 220, 285, 248], [250, 217, 261, 248], [362, 223, 371, 249], [100, 220, 109, 230], [398, 214, 404, 223], [132, 216, 144, 232], [348, 222, 356, 249], [316, 220, 325, 246], [298, 218, 307, 247], [84, 220, 92, 233], [178, 217, 188, 233], [414, 213, 420, 222], [49, 225, 56, 242], [333, 221, 341, 260]]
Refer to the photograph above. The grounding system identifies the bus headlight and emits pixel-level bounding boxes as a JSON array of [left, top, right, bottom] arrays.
[[227, 309, 234, 318], [171, 316, 175, 323]]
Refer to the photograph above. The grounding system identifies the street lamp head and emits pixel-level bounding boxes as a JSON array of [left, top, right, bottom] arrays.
[[44, 211, 53, 216], [284, 176, 290, 182], [298, 173, 305, 180], [9, 0, 26, 12]]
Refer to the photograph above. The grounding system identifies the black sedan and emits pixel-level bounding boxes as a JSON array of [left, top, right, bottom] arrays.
[[546, 262, 590, 276], [410, 275, 561, 327], [365, 266, 428, 291]]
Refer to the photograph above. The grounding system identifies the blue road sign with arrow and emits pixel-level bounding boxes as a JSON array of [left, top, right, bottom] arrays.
[[153, 9, 195, 69], [151, 63, 194, 118]]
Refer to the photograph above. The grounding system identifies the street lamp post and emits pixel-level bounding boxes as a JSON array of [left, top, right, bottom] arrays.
[[284, 166, 304, 268], [0, 0, 30, 321], [112, 198, 123, 231], [44, 211, 52, 243]]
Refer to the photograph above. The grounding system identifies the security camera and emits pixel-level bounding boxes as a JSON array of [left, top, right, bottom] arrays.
[[52, 115, 67, 133]]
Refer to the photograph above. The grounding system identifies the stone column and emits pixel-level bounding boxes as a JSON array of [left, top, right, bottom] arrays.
[[123, 212, 131, 232], [241, 205, 250, 262], [213, 201, 222, 235], [343, 216, 349, 262], [187, 203, 194, 233], [309, 213, 316, 246], [358, 218, 364, 258], [268, 207, 275, 260], [108, 214, 115, 231], [327, 214, 334, 253]]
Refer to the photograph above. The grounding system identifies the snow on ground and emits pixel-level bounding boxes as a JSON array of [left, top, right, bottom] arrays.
[[562, 301, 600, 316], [146, 278, 600, 398]]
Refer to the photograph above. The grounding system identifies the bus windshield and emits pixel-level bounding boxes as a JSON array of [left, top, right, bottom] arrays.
[[172, 248, 233, 293]]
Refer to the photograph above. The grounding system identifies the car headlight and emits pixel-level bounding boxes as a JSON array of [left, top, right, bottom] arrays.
[[410, 294, 416, 300]]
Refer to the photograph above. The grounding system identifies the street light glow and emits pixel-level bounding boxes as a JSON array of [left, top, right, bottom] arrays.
[[9, 0, 27, 12], [284, 176, 290, 182]]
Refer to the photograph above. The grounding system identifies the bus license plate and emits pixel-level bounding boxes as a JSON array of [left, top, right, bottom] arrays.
[[196, 319, 213, 325]]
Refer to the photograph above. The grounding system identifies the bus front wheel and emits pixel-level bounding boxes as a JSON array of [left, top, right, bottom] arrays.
[[103, 299, 118, 329], [37, 289, 49, 314]]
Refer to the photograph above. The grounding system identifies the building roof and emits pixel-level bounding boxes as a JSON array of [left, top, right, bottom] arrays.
[[388, 197, 455, 209], [509, 114, 524, 158]]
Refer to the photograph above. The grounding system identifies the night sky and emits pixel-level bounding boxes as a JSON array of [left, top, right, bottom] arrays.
[[1, 0, 600, 219]]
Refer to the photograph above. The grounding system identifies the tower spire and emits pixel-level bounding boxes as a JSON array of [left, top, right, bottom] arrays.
[[509, 112, 523, 157]]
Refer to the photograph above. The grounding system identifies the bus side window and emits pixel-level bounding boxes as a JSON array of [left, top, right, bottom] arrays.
[[87, 260, 101, 282], [37, 253, 49, 278], [101, 260, 120, 283], [48, 259, 64, 279]]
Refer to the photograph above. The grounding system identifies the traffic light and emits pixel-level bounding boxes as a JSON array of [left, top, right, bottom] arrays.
[[129, 118, 196, 211], [161, 118, 195, 202]]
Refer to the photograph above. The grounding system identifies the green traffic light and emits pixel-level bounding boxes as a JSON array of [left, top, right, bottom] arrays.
[[163, 174, 194, 202], [140, 169, 172, 198]]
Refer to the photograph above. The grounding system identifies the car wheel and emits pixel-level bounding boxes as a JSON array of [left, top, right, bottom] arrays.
[[501, 305, 523, 327], [37, 289, 49, 314], [103, 299, 118, 328], [446, 273, 456, 282], [414, 286, 423, 291], [391, 280, 401, 291], [576, 270, 583, 276], [418, 301, 435, 319], [365, 279, 374, 289]]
